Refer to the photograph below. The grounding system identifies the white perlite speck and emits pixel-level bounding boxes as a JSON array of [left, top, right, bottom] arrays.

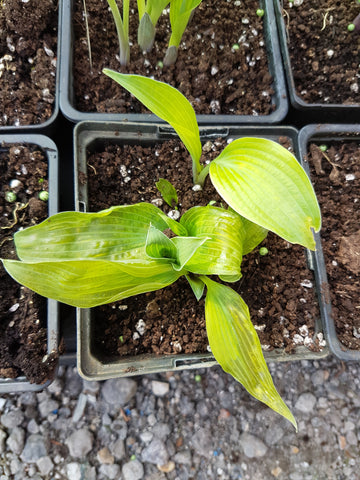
[[345, 173, 356, 181], [300, 279, 313, 288], [167, 210, 180, 220], [135, 319, 146, 336]]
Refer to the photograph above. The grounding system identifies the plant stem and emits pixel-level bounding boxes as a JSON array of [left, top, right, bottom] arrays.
[[107, 0, 130, 66], [195, 163, 209, 187]]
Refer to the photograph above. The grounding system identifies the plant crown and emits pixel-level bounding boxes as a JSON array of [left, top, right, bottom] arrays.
[[1, 74, 322, 431]]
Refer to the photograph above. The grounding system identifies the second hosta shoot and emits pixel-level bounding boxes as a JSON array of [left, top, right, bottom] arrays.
[[2, 73, 322, 431]]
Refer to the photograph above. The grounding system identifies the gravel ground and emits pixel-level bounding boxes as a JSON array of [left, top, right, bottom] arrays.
[[0, 355, 359, 480]]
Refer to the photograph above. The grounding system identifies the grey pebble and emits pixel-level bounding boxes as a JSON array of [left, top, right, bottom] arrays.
[[141, 437, 169, 465], [6, 427, 25, 455], [36, 456, 54, 476], [1, 409, 24, 429], [98, 463, 121, 479], [110, 438, 125, 460], [295, 392, 317, 413], [190, 427, 214, 458], [122, 459, 144, 480], [65, 428, 93, 458], [151, 380, 170, 397], [20, 434, 47, 463], [239, 433, 268, 458], [102, 378, 137, 405], [0, 429, 7, 453]]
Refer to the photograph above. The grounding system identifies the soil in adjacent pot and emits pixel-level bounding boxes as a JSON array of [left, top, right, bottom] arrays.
[[73, 0, 275, 116], [281, 0, 360, 104], [0, 0, 57, 126], [0, 144, 58, 383], [307, 141, 360, 349], [81, 137, 322, 360]]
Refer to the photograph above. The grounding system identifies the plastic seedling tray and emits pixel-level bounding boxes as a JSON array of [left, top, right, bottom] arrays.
[[74, 121, 328, 381]]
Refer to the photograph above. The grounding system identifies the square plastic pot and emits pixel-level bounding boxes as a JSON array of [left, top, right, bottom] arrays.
[[59, 0, 288, 125], [74, 121, 328, 381], [0, 134, 59, 392], [298, 124, 360, 361], [274, 1, 360, 124]]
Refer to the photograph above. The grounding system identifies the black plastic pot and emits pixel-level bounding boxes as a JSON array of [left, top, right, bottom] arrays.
[[298, 124, 360, 361], [0, 7, 60, 134], [0, 134, 59, 392], [274, 1, 360, 124], [59, 0, 288, 125], [74, 121, 328, 381]]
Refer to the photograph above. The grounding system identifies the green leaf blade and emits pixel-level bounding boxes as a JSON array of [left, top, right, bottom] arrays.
[[210, 138, 321, 250], [2, 258, 183, 308], [179, 206, 244, 276], [102, 70, 202, 172], [202, 277, 297, 429], [13, 203, 187, 263]]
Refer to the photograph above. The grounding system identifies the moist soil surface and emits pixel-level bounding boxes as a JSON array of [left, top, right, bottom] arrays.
[[0, 0, 57, 126], [0, 144, 57, 383], [307, 141, 360, 350], [73, 0, 275, 116], [80, 137, 322, 361], [281, 0, 360, 104]]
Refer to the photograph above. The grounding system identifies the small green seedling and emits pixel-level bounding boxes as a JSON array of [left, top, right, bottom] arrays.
[[319, 145, 328, 152], [164, 0, 203, 66], [259, 247, 269, 256], [2, 73, 322, 431], [156, 178, 178, 208], [137, 0, 170, 52], [256, 8, 265, 17], [104, 0, 202, 66], [348, 23, 355, 31], [106, 0, 130, 66], [5, 191, 16, 203]]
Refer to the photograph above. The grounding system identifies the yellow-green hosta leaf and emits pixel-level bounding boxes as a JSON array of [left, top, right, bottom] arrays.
[[146, 224, 177, 261], [201, 276, 297, 429], [240, 216, 268, 255], [102, 70, 202, 174], [180, 206, 244, 276], [210, 138, 321, 250], [2, 258, 183, 308], [171, 235, 209, 271], [185, 274, 205, 301], [13, 203, 187, 263], [168, 0, 203, 47]]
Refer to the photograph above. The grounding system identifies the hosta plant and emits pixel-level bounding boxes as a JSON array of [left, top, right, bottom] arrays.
[[1, 74, 322, 430], [105, 0, 202, 65]]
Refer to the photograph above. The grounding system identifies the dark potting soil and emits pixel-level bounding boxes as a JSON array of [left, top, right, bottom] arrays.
[[82, 137, 322, 360], [0, 144, 58, 383], [307, 142, 360, 350], [281, 0, 360, 104], [0, 0, 57, 126], [73, 0, 275, 116]]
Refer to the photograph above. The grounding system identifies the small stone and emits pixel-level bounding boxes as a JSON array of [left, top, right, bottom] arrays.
[[66, 462, 82, 480], [110, 438, 125, 460], [141, 438, 169, 465], [140, 431, 154, 443], [1, 409, 24, 429], [152, 423, 170, 440], [239, 433, 268, 458], [157, 460, 175, 473], [174, 450, 192, 465], [82, 379, 100, 395], [102, 378, 137, 405], [99, 464, 120, 479], [65, 428, 93, 458], [265, 425, 284, 446], [36, 456, 54, 476], [151, 381, 169, 397], [6, 427, 25, 454], [271, 466, 283, 477], [38, 399, 59, 418], [97, 447, 114, 464], [295, 392, 316, 413], [27, 419, 39, 434], [72, 393, 87, 423], [122, 459, 144, 480], [20, 434, 47, 463], [191, 427, 214, 458]]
